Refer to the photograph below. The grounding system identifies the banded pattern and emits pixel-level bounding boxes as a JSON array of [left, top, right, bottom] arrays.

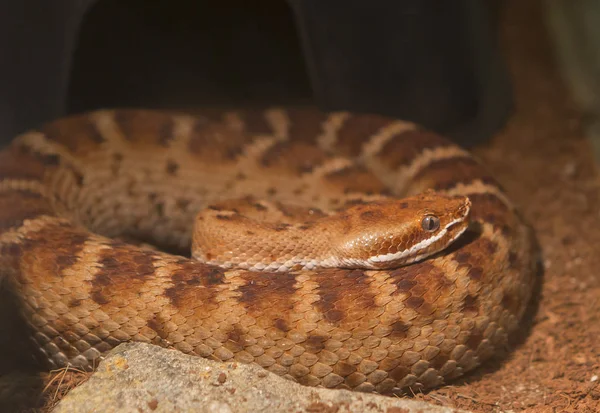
[[0, 108, 537, 394]]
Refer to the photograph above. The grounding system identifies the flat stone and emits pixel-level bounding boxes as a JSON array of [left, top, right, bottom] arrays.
[[54, 343, 471, 413]]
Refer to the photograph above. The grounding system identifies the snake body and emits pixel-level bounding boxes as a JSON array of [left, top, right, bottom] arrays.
[[0, 108, 537, 394]]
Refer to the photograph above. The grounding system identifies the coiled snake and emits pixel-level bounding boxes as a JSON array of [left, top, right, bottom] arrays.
[[0, 108, 537, 394]]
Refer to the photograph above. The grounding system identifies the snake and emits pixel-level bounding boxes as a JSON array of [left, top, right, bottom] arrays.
[[0, 108, 538, 395]]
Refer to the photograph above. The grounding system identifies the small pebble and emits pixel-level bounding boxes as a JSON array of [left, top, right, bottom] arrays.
[[218, 372, 227, 384]]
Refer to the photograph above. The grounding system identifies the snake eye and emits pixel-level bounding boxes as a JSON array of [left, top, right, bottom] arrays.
[[421, 215, 440, 232]]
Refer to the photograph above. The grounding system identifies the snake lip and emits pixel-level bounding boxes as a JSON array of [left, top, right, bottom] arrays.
[[447, 220, 464, 232]]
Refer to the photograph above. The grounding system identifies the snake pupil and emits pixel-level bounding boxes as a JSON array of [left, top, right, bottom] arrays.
[[422, 215, 440, 232]]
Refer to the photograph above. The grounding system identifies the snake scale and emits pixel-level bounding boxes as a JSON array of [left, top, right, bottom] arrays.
[[0, 108, 537, 394]]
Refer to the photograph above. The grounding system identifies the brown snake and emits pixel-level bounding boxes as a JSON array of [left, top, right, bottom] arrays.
[[0, 108, 538, 394]]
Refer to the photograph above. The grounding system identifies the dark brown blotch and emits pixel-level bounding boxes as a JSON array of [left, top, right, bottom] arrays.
[[501, 291, 520, 315], [91, 290, 110, 305], [225, 324, 248, 353], [334, 361, 357, 377], [260, 141, 291, 168], [390, 320, 410, 339], [305, 335, 328, 352], [462, 294, 479, 315], [404, 296, 425, 309], [389, 365, 411, 382], [90, 245, 158, 305], [86, 119, 106, 144], [260, 141, 328, 175], [165, 263, 226, 308], [1, 220, 89, 301], [466, 193, 511, 227], [508, 251, 519, 269], [335, 114, 394, 157], [187, 119, 246, 161], [413, 157, 497, 192], [454, 252, 471, 264], [323, 165, 386, 196], [68, 298, 83, 308], [274, 318, 290, 332], [465, 330, 484, 350], [240, 110, 274, 136], [429, 352, 450, 370], [0, 190, 55, 233], [165, 160, 179, 176], [468, 267, 483, 281], [55, 255, 78, 271], [147, 314, 171, 341], [390, 262, 444, 296], [237, 271, 297, 315], [285, 109, 329, 144], [113, 111, 137, 141], [480, 239, 498, 255], [42, 113, 106, 152], [360, 210, 384, 220], [377, 129, 452, 169], [313, 269, 376, 325], [0, 146, 48, 180], [395, 279, 417, 292]]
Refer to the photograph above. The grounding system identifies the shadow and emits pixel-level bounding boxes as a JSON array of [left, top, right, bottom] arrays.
[[68, 0, 312, 113], [0, 280, 48, 411]]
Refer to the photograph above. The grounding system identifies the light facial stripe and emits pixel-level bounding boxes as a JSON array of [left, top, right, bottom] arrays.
[[367, 216, 466, 265], [383, 220, 469, 266]]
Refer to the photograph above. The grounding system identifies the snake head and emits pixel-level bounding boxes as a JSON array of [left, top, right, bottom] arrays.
[[330, 191, 471, 269]]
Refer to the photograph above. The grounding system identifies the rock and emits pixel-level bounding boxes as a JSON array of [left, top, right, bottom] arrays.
[[54, 343, 470, 413]]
